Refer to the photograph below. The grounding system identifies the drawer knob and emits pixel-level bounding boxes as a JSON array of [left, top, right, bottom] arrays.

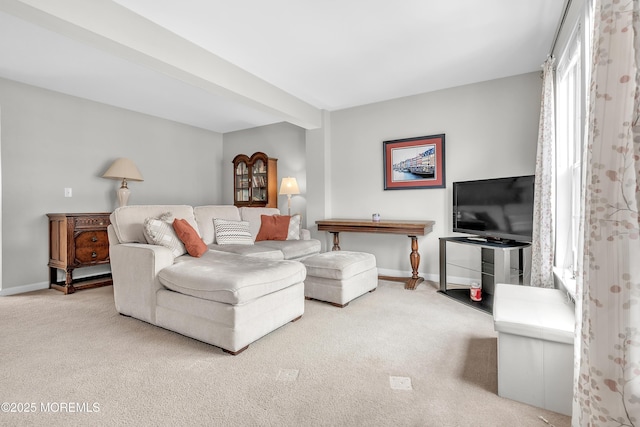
[[91, 252, 97, 258], [91, 236, 98, 242]]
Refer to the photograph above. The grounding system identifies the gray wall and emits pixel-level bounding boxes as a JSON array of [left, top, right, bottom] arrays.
[[222, 122, 307, 225], [323, 72, 541, 278], [0, 78, 223, 293], [221, 73, 541, 280], [1, 71, 541, 293]]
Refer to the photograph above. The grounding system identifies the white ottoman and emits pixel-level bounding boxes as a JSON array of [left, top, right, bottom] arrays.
[[302, 251, 377, 307], [493, 283, 575, 416]]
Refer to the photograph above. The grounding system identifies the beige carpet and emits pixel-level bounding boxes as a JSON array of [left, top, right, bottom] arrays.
[[0, 280, 571, 427]]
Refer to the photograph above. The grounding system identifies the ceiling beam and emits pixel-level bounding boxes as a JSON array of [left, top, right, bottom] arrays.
[[0, 0, 322, 129]]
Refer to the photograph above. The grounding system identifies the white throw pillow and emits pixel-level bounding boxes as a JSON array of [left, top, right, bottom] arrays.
[[213, 218, 254, 245], [287, 214, 301, 240], [143, 213, 186, 257]]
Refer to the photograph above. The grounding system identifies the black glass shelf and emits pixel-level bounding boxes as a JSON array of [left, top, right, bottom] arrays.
[[437, 288, 493, 314]]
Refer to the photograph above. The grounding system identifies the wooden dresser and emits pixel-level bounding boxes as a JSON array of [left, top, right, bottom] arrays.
[[47, 213, 112, 294]]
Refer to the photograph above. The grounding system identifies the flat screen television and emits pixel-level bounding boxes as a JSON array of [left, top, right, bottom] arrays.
[[453, 175, 535, 243]]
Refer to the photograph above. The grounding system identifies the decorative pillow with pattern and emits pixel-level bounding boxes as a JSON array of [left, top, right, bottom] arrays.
[[213, 218, 254, 245], [143, 213, 186, 257], [287, 214, 301, 240]]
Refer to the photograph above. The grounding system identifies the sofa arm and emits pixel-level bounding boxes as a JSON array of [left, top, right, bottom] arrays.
[[110, 243, 174, 324]]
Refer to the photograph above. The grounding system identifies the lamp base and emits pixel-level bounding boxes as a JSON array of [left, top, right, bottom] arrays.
[[117, 187, 131, 207]]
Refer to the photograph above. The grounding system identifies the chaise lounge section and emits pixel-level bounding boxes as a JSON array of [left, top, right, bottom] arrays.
[[108, 204, 321, 354]]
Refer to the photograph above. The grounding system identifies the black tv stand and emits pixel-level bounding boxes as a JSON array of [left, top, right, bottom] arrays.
[[438, 237, 531, 313], [461, 236, 529, 248]]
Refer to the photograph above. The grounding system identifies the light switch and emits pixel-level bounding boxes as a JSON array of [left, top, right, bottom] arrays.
[[64, 188, 72, 197]]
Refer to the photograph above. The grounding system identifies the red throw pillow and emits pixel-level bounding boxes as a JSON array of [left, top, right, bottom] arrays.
[[172, 218, 207, 257], [255, 215, 290, 241]]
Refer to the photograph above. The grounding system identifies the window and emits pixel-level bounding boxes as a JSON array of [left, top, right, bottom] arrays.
[[554, 9, 592, 298], [556, 29, 581, 276]]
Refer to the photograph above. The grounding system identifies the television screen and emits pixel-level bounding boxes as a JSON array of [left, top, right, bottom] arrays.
[[453, 175, 535, 243]]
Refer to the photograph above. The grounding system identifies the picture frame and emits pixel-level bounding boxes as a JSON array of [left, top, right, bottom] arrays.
[[383, 134, 446, 190]]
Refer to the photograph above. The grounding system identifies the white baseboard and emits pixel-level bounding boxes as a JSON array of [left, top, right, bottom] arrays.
[[0, 281, 49, 296], [375, 268, 475, 287], [0, 269, 112, 296], [377, 268, 439, 283], [442, 276, 476, 287]]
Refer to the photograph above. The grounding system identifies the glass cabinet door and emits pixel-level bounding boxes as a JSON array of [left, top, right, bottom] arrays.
[[235, 161, 249, 203], [251, 159, 267, 203]]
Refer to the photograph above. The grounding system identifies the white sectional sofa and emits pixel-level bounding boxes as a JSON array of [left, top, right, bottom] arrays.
[[107, 204, 321, 355]]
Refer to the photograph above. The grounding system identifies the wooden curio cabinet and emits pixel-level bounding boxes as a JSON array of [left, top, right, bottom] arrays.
[[232, 152, 278, 208]]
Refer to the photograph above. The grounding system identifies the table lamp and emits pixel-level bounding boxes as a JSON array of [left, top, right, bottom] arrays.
[[102, 158, 144, 207]]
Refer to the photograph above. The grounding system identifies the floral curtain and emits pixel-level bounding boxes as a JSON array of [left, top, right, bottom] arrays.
[[573, 0, 640, 425], [531, 57, 556, 288]]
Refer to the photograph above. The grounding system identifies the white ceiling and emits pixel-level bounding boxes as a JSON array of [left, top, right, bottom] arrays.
[[0, 0, 565, 133]]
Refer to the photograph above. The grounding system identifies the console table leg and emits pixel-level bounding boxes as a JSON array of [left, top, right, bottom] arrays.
[[405, 235, 424, 290], [64, 269, 76, 294], [330, 232, 341, 251]]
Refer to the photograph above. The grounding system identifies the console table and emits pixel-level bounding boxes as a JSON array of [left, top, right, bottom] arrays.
[[315, 219, 435, 290]]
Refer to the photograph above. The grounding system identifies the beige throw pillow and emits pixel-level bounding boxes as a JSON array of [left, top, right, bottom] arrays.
[[143, 213, 186, 257]]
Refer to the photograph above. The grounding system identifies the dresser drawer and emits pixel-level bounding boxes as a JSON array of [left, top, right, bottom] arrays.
[[75, 230, 109, 248], [74, 231, 109, 264]]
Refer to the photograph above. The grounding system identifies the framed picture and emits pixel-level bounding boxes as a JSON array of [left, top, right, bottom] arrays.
[[383, 134, 446, 190]]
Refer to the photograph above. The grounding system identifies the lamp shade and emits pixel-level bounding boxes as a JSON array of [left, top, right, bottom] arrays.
[[102, 158, 144, 182], [279, 177, 300, 195]]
